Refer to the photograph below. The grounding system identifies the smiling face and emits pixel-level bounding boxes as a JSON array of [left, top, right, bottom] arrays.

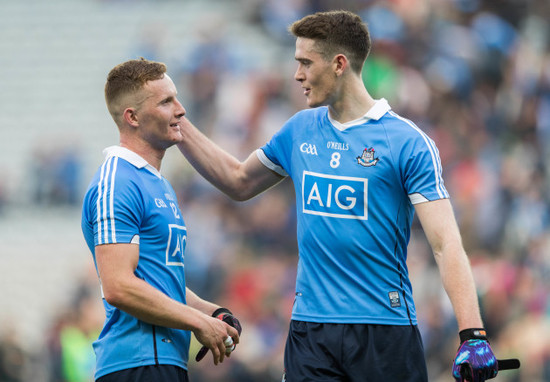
[[294, 37, 338, 108], [133, 74, 186, 151]]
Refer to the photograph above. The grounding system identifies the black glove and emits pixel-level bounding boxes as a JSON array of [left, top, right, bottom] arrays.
[[212, 307, 242, 335], [195, 308, 242, 362]]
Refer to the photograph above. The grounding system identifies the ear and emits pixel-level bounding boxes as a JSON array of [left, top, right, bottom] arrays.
[[122, 108, 139, 127], [333, 54, 348, 77]]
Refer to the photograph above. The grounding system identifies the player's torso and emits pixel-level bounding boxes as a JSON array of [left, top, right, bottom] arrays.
[[279, 110, 418, 324], [130, 168, 187, 299], [88, 160, 191, 376], [287, 112, 409, 234]]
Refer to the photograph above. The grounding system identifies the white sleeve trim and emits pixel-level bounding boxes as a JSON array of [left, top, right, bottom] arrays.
[[130, 234, 140, 244], [409, 193, 450, 204], [408, 193, 429, 204], [255, 149, 288, 177]]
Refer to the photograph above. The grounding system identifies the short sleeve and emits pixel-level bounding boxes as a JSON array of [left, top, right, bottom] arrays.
[[89, 158, 143, 246], [401, 132, 449, 204]]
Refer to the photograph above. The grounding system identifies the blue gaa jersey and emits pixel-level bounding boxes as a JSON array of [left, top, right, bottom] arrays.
[[81, 146, 190, 379], [257, 99, 449, 325]]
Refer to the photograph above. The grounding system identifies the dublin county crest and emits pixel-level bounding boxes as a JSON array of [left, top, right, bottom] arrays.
[[356, 147, 379, 167]]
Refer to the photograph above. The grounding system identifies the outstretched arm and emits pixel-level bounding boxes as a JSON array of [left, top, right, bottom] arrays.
[[414, 198, 483, 330], [178, 117, 284, 201]]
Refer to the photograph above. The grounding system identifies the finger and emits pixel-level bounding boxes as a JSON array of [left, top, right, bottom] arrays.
[[217, 339, 226, 363], [211, 345, 221, 365], [227, 326, 240, 344], [473, 368, 484, 382], [460, 364, 472, 380]]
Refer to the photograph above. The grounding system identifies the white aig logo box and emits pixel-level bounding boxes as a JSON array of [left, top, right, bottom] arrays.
[[166, 224, 186, 266], [301, 171, 368, 220]]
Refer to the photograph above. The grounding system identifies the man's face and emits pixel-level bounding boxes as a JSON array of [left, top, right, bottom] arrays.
[[294, 37, 337, 108], [135, 74, 186, 150]]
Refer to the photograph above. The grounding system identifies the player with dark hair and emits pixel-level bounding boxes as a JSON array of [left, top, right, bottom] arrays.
[[178, 11, 502, 382], [81, 58, 241, 382]]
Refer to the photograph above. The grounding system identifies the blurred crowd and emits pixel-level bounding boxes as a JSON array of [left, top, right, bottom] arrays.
[[173, 1, 550, 379], [1, 0, 549, 381]]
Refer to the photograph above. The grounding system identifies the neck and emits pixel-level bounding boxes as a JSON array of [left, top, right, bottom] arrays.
[[119, 137, 165, 171], [328, 77, 375, 123]]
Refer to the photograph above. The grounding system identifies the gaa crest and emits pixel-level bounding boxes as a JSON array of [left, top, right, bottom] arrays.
[[356, 147, 379, 167]]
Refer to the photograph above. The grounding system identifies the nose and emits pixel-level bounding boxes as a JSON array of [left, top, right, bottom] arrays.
[[175, 98, 186, 118], [294, 65, 304, 82]]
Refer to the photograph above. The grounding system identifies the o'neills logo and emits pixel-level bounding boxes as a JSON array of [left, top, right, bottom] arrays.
[[327, 141, 349, 151]]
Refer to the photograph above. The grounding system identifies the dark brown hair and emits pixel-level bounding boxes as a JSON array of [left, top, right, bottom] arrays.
[[289, 10, 371, 74]]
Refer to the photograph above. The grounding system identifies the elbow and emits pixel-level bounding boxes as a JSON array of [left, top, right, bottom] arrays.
[[223, 178, 260, 201], [432, 249, 443, 264], [102, 284, 128, 308], [432, 241, 468, 268], [228, 190, 255, 202], [102, 290, 121, 307]]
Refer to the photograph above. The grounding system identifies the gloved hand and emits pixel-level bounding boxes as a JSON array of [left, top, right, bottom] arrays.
[[195, 308, 242, 362], [452, 328, 498, 382]]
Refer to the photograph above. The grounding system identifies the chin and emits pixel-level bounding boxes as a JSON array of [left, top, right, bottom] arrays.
[[307, 100, 325, 108], [306, 98, 318, 108], [305, 95, 327, 108]]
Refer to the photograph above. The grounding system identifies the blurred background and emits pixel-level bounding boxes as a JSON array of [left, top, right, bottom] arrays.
[[0, 0, 549, 380]]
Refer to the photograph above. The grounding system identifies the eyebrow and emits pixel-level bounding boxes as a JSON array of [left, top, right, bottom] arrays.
[[159, 95, 174, 104]]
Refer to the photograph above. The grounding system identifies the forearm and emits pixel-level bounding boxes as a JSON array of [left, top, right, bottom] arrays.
[[435, 244, 484, 330], [178, 118, 249, 199], [415, 200, 484, 331], [105, 276, 205, 332], [186, 288, 221, 316], [178, 118, 283, 200]]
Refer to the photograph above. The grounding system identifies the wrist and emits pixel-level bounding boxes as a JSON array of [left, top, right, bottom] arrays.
[[185, 307, 210, 333], [212, 307, 232, 318], [459, 328, 488, 343]]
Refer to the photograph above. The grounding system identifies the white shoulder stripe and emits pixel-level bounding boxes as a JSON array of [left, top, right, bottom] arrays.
[[388, 111, 448, 199], [96, 160, 106, 244], [96, 156, 118, 245], [109, 157, 118, 243], [101, 158, 112, 243]]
